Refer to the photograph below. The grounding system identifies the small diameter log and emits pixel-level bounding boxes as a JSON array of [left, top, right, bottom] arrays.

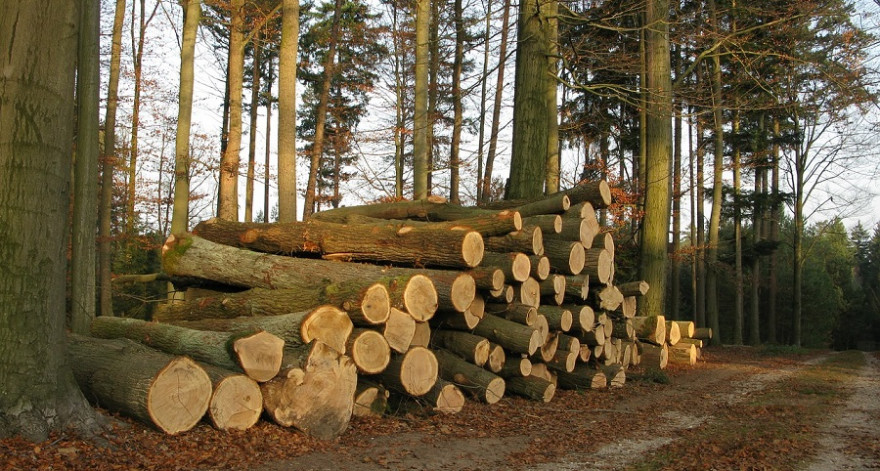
[[485, 226, 544, 256], [193, 218, 484, 268], [540, 305, 573, 332], [473, 313, 544, 355], [591, 232, 615, 258], [261, 343, 358, 439], [466, 266, 505, 291], [601, 364, 626, 388], [620, 296, 637, 319], [155, 283, 391, 327], [376, 346, 439, 396], [529, 363, 555, 384], [513, 277, 541, 308], [497, 355, 532, 378], [669, 343, 697, 365], [422, 378, 466, 414], [199, 363, 263, 431], [638, 342, 668, 370], [353, 381, 389, 417], [432, 330, 491, 367], [539, 275, 566, 306], [434, 308, 480, 331], [583, 248, 612, 285], [481, 252, 531, 282], [543, 240, 586, 275], [506, 376, 556, 402], [666, 321, 681, 346], [170, 305, 352, 358], [693, 327, 713, 340], [487, 284, 514, 303], [556, 364, 607, 390], [547, 349, 577, 373], [677, 337, 704, 348], [673, 320, 696, 338], [487, 302, 538, 326], [434, 349, 505, 404], [534, 315, 550, 345], [618, 280, 650, 297], [600, 312, 614, 338], [564, 201, 596, 219], [523, 214, 562, 234], [529, 255, 551, 281], [486, 343, 506, 373], [557, 334, 581, 355], [580, 327, 606, 347], [347, 329, 391, 374], [558, 180, 612, 209], [410, 321, 431, 348], [68, 335, 212, 435], [568, 305, 595, 333], [593, 285, 624, 311], [384, 308, 417, 353], [564, 275, 589, 301], [536, 333, 559, 363], [600, 340, 617, 365], [611, 318, 635, 340], [512, 192, 570, 216], [578, 345, 592, 363], [90, 317, 284, 382], [632, 315, 667, 345], [413, 269, 475, 313], [545, 217, 594, 246]]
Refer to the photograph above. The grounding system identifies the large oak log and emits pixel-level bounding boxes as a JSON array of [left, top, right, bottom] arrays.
[[319, 210, 524, 237], [163, 234, 438, 321], [169, 305, 353, 357], [199, 363, 263, 431], [261, 341, 357, 439], [347, 328, 391, 374], [375, 346, 439, 396], [482, 193, 570, 216], [472, 313, 544, 355], [193, 217, 484, 268], [432, 330, 491, 367], [90, 317, 284, 382], [505, 376, 556, 402], [67, 335, 212, 435], [434, 349, 505, 404]]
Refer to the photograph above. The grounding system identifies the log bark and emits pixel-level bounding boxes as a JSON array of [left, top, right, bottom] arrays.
[[68, 335, 212, 435], [668, 343, 697, 365], [557, 180, 612, 208], [673, 320, 696, 338], [483, 193, 570, 216], [261, 342, 357, 439], [693, 327, 713, 340], [545, 217, 594, 246], [632, 315, 667, 345], [347, 329, 391, 374], [564, 275, 589, 301], [487, 284, 514, 304], [543, 240, 585, 275], [618, 280, 650, 297], [487, 302, 538, 326], [564, 201, 596, 219], [466, 266, 505, 291], [383, 307, 417, 353], [591, 231, 615, 258], [481, 252, 531, 282], [529, 255, 551, 280], [330, 211, 523, 236], [540, 305, 572, 332], [169, 305, 353, 357], [497, 355, 532, 378], [539, 274, 566, 306], [422, 378, 466, 414], [583, 248, 612, 284], [199, 363, 263, 431], [611, 318, 635, 340], [505, 376, 555, 402], [484, 226, 543, 255], [556, 333, 581, 355], [513, 277, 541, 308], [434, 349, 505, 404], [472, 313, 543, 355], [193, 217, 484, 268], [580, 328, 606, 347], [556, 365, 607, 390], [90, 317, 284, 382], [637, 342, 668, 370], [522, 214, 562, 234], [309, 198, 518, 225], [546, 350, 577, 373], [375, 346, 438, 396], [567, 305, 595, 334], [432, 330, 491, 367]]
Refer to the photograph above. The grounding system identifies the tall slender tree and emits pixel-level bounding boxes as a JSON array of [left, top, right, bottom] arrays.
[[412, 0, 430, 199], [278, 0, 299, 221], [218, 0, 246, 221]]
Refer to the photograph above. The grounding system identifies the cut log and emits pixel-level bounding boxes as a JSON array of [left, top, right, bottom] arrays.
[[669, 343, 697, 365], [484, 193, 570, 216], [523, 214, 562, 234], [693, 327, 713, 340], [620, 296, 637, 319], [533, 314, 550, 345], [673, 320, 696, 338], [580, 328, 606, 347], [618, 280, 650, 297], [546, 350, 577, 373], [169, 305, 352, 358], [540, 305, 573, 332], [485, 343, 506, 373], [529, 363, 555, 384], [434, 308, 480, 331], [556, 365, 607, 390], [568, 305, 595, 333], [375, 346, 439, 396], [432, 330, 491, 367], [324, 212, 523, 237], [600, 312, 614, 338], [638, 342, 668, 370], [90, 316, 284, 382], [347, 329, 391, 374], [545, 217, 594, 246], [536, 333, 559, 363], [513, 277, 541, 308], [472, 313, 544, 355], [353, 381, 389, 417], [497, 355, 532, 378], [601, 364, 626, 388], [539, 274, 566, 306], [611, 318, 635, 340], [578, 345, 592, 363], [481, 252, 531, 282], [485, 226, 543, 256], [583, 248, 612, 285], [154, 283, 391, 327], [487, 302, 538, 326], [67, 335, 212, 435], [558, 180, 612, 209], [632, 315, 667, 345], [192, 217, 484, 269], [434, 349, 505, 404], [466, 266, 505, 291], [564, 275, 590, 301], [629, 341, 641, 366], [261, 342, 357, 439], [677, 337, 704, 348], [487, 284, 514, 304], [529, 255, 551, 281], [593, 285, 624, 311], [309, 198, 519, 226], [506, 376, 556, 402], [383, 307, 417, 354], [410, 321, 431, 348], [556, 333, 581, 355], [543, 240, 585, 275], [199, 363, 263, 431], [422, 378, 466, 414], [564, 201, 596, 219], [666, 320, 681, 346], [591, 232, 615, 258]]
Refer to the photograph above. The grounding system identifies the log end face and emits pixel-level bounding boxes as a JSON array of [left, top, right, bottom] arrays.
[[404, 275, 439, 322], [491, 269, 506, 291], [599, 180, 612, 207], [450, 274, 477, 313], [302, 305, 354, 355], [473, 339, 491, 367], [148, 357, 212, 435], [569, 243, 586, 275], [351, 330, 391, 374], [234, 331, 285, 383], [512, 211, 523, 232], [209, 375, 263, 431], [462, 231, 485, 268], [361, 284, 392, 325], [434, 384, 466, 414], [485, 377, 505, 405], [400, 347, 439, 397], [560, 309, 573, 332], [532, 227, 544, 256], [512, 253, 532, 282]]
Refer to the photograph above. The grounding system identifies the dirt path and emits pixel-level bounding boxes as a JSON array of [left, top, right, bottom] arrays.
[[802, 351, 880, 471]]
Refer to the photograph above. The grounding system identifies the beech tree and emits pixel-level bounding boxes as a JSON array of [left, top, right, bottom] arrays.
[[278, 0, 299, 221]]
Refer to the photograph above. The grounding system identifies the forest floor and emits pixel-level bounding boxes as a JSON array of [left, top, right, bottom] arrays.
[[1, 346, 878, 471]]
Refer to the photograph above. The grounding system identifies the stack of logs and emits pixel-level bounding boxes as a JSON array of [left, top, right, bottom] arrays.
[[69, 180, 706, 439]]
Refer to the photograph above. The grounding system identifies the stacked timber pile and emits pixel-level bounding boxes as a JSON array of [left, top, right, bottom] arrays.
[[70, 179, 705, 439]]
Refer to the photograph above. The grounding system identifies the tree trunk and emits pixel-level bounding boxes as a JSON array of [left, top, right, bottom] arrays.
[[412, 0, 430, 198], [171, 0, 200, 238], [706, 0, 724, 345], [545, 0, 560, 194], [0, 0, 99, 439], [449, 0, 464, 203], [218, 0, 245, 221], [482, 0, 512, 201], [245, 30, 262, 223], [277, 0, 299, 222]]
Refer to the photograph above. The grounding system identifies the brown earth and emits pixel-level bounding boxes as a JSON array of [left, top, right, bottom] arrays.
[[2, 347, 877, 471]]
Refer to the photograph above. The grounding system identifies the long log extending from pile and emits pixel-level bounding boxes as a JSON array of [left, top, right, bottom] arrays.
[[90, 316, 284, 382], [193, 218, 485, 269], [309, 197, 520, 226], [68, 334, 212, 435], [472, 313, 544, 355]]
